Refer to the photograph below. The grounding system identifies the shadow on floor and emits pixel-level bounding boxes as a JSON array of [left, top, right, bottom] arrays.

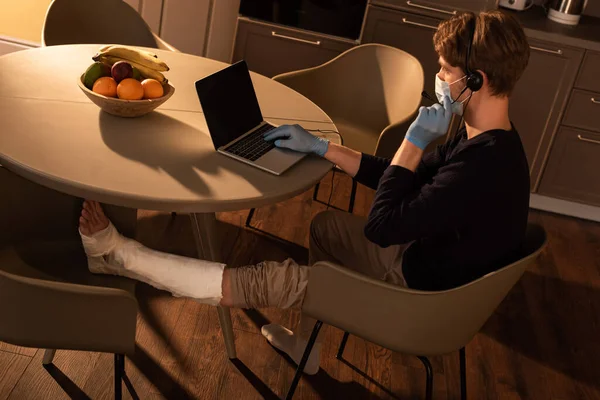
[[128, 344, 197, 400], [43, 364, 92, 400], [482, 270, 600, 390]]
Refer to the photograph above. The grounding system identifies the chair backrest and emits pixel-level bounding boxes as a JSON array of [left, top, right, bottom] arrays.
[[273, 44, 424, 140], [303, 223, 547, 356], [0, 166, 136, 250], [42, 0, 159, 48]]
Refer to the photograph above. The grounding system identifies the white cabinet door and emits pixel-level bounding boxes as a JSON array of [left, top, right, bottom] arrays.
[[139, 0, 164, 34], [160, 0, 211, 56]]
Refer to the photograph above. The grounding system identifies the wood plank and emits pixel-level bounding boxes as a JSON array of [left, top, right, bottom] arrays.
[[0, 351, 31, 400], [9, 349, 100, 400], [0, 343, 36, 358]]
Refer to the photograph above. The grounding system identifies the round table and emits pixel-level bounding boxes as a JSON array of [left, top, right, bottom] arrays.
[[0, 44, 339, 359]]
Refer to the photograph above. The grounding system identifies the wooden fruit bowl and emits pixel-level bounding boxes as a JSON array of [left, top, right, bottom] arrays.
[[78, 74, 175, 117]]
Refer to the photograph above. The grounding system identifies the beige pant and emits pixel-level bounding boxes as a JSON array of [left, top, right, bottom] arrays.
[[229, 210, 407, 339]]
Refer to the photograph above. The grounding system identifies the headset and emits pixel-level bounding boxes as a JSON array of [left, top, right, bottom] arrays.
[[421, 14, 483, 103], [464, 16, 483, 93]]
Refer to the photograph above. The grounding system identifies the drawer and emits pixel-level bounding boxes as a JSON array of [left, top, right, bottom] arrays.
[[539, 127, 600, 206], [371, 0, 496, 17], [562, 89, 600, 133], [575, 51, 600, 93], [232, 18, 355, 78]]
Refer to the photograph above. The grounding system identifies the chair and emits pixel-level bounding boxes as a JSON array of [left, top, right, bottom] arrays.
[[42, 0, 178, 51], [0, 167, 139, 399], [286, 223, 548, 399], [245, 44, 424, 229]]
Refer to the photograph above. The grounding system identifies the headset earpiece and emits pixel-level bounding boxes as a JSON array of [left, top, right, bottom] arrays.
[[466, 72, 483, 92]]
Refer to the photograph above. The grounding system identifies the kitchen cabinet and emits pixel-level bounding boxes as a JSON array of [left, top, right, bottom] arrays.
[[371, 0, 497, 16], [362, 5, 442, 102], [160, 0, 211, 56], [538, 127, 600, 206], [508, 39, 584, 190], [232, 18, 355, 78]]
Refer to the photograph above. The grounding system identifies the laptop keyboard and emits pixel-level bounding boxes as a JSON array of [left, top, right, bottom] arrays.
[[225, 125, 276, 161]]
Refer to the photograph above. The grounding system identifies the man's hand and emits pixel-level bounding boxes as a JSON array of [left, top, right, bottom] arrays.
[[405, 95, 453, 150], [264, 124, 329, 157]]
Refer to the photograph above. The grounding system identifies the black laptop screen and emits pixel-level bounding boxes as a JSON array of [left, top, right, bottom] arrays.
[[195, 61, 264, 150]]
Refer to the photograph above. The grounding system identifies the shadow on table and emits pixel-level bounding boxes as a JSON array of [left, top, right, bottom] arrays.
[[99, 111, 330, 201]]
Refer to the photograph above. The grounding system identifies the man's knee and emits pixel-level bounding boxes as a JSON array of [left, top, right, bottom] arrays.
[[310, 210, 340, 245]]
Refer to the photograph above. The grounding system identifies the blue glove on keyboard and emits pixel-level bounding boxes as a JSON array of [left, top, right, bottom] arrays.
[[264, 124, 329, 157], [405, 95, 453, 150]]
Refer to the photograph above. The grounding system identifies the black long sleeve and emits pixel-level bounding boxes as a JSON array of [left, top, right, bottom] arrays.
[[360, 127, 531, 291], [364, 158, 476, 247], [353, 154, 391, 190]]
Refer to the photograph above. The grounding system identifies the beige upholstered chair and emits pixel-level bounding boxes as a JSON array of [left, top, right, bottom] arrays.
[[0, 167, 139, 399], [286, 223, 547, 399], [273, 43, 424, 213], [42, 0, 178, 51]]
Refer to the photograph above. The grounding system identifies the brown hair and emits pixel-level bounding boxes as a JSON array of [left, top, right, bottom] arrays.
[[433, 11, 530, 97]]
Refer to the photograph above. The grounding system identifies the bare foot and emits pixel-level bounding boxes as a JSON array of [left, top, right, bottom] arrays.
[[79, 200, 109, 236]]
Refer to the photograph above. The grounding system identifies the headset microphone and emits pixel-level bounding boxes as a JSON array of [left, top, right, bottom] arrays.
[[421, 91, 437, 103]]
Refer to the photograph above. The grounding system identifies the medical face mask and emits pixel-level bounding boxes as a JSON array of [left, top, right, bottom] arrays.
[[435, 75, 472, 116]]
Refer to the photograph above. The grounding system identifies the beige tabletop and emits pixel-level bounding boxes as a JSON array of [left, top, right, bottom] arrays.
[[0, 45, 340, 213]]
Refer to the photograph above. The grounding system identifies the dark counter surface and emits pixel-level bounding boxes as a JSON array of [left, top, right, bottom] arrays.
[[506, 6, 600, 53]]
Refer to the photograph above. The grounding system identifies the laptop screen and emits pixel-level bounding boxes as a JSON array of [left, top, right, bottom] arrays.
[[195, 61, 264, 150]]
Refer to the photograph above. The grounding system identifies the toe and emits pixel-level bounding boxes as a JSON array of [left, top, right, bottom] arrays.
[[93, 201, 109, 225], [79, 217, 90, 236]]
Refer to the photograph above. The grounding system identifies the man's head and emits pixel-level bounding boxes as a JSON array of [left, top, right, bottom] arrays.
[[433, 11, 530, 117]]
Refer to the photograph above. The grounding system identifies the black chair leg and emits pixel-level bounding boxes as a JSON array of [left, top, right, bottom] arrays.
[[417, 356, 433, 400], [285, 320, 323, 400], [114, 354, 139, 400], [245, 208, 256, 228], [114, 354, 123, 400], [336, 331, 350, 360], [460, 347, 467, 400], [348, 179, 357, 214], [313, 182, 320, 201]]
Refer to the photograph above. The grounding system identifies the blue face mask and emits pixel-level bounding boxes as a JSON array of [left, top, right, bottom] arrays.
[[435, 75, 471, 116]]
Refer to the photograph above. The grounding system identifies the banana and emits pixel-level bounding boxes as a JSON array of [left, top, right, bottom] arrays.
[[94, 55, 168, 84], [99, 45, 159, 59], [94, 45, 169, 72]]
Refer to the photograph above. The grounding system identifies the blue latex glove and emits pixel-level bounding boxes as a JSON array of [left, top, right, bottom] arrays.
[[405, 95, 453, 150], [263, 124, 329, 157]]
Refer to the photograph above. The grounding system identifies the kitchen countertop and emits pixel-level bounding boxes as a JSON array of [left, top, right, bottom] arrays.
[[506, 6, 600, 53]]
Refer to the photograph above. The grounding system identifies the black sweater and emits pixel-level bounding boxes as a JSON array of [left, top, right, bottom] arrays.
[[355, 127, 530, 291]]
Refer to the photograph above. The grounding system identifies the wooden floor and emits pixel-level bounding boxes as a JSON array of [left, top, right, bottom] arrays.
[[1, 172, 599, 399]]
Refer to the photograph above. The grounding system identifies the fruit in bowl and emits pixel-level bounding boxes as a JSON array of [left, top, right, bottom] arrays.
[[78, 45, 175, 117]]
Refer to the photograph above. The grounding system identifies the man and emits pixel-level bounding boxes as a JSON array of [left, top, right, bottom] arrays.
[[79, 10, 531, 375]]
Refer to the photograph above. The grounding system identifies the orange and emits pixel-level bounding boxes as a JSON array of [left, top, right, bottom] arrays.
[[141, 79, 164, 99], [117, 78, 144, 100], [92, 77, 117, 97]]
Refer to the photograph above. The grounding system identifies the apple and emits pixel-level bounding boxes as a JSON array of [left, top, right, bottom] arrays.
[[111, 61, 133, 83]]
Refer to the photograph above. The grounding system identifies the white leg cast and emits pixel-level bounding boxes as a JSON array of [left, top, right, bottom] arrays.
[[80, 222, 226, 304]]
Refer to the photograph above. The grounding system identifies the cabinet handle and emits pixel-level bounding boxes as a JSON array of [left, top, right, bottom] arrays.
[[271, 31, 321, 46], [530, 45, 563, 55], [578, 134, 600, 145], [406, 1, 457, 15], [591, 97, 600, 104], [402, 18, 439, 30]]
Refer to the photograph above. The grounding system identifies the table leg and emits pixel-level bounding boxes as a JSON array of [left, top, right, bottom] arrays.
[[189, 212, 237, 360]]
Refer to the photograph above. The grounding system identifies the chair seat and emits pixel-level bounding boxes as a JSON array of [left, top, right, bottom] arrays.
[[334, 119, 380, 156], [0, 239, 136, 294]]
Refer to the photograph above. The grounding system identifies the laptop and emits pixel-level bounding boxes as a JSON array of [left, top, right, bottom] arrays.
[[195, 60, 306, 176]]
